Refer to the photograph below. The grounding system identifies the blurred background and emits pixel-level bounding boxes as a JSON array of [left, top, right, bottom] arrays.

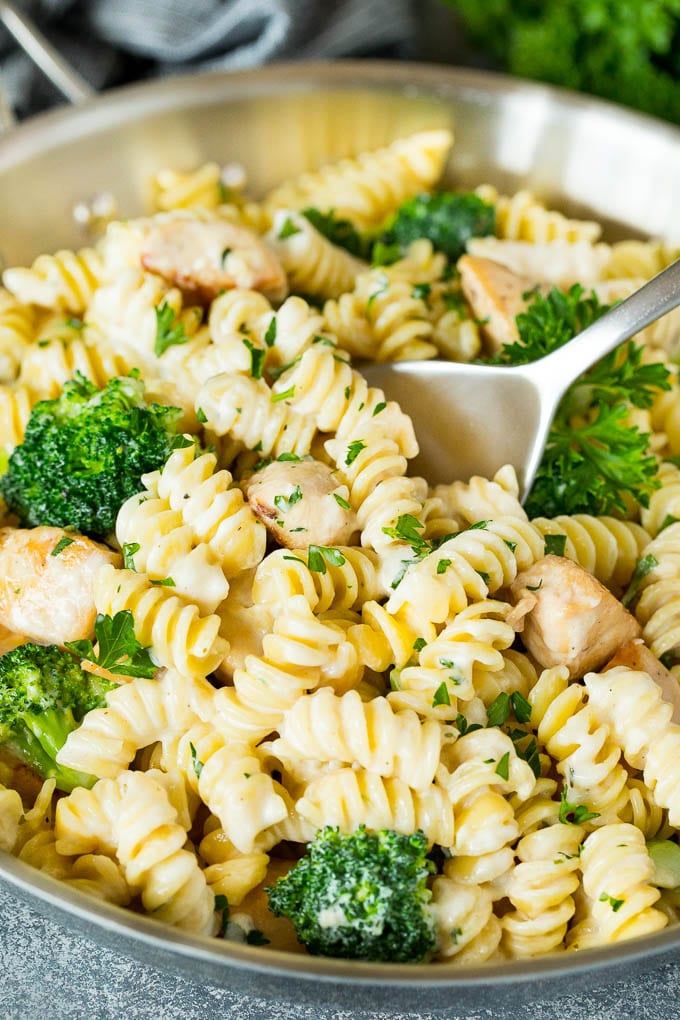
[[1, 0, 680, 124]]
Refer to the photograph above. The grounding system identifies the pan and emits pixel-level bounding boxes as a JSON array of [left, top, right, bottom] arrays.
[[1, 14, 680, 1014]]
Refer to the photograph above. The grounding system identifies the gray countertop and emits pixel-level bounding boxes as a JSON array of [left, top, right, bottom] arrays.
[[1, 884, 679, 1020]]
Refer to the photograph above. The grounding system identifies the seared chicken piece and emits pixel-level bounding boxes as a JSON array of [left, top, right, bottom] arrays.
[[458, 255, 537, 353], [510, 555, 640, 679], [0, 526, 120, 645], [140, 215, 288, 304], [604, 638, 680, 724], [245, 459, 357, 550], [465, 237, 611, 288]]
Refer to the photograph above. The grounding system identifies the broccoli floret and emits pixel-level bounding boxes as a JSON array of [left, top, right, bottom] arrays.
[[0, 372, 183, 539], [375, 192, 496, 264], [0, 643, 116, 792], [267, 826, 436, 962]]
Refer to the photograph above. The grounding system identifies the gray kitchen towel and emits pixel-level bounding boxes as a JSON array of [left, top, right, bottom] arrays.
[[0, 0, 417, 117]]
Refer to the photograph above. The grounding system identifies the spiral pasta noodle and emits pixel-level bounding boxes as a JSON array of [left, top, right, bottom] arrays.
[[0, 290, 35, 382], [3, 248, 105, 314], [567, 823, 666, 948], [94, 564, 228, 678], [264, 129, 453, 228], [253, 545, 384, 614]]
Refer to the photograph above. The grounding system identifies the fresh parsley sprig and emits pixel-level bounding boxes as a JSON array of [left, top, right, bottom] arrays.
[[66, 611, 157, 679]]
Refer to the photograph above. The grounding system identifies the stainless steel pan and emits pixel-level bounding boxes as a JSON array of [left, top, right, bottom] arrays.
[[1, 42, 680, 1014]]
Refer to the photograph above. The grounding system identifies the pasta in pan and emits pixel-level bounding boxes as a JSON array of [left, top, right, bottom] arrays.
[[2, 126, 680, 966]]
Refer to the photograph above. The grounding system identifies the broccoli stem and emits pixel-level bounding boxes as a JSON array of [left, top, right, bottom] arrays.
[[8, 708, 96, 792]]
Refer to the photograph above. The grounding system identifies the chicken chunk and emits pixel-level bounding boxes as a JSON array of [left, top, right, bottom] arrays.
[[245, 459, 357, 550], [465, 237, 611, 288], [510, 555, 640, 679], [458, 255, 537, 353], [140, 214, 288, 304], [0, 526, 121, 645], [604, 638, 680, 724]]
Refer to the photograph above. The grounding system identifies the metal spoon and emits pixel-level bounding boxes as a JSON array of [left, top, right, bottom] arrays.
[[362, 259, 680, 500]]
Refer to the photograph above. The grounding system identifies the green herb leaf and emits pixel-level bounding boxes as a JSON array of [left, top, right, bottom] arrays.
[[271, 385, 295, 403], [190, 741, 204, 779], [273, 485, 303, 514], [413, 637, 426, 653], [372, 401, 387, 417], [278, 216, 301, 240], [487, 692, 511, 727], [242, 337, 265, 379], [411, 282, 431, 301], [333, 492, 351, 510], [307, 545, 347, 574], [50, 535, 74, 557], [544, 534, 567, 557], [65, 610, 156, 679], [510, 690, 532, 724], [495, 751, 510, 781], [263, 317, 277, 347], [345, 440, 366, 466], [154, 301, 189, 357], [432, 681, 451, 707], [599, 892, 624, 912], [196, 407, 208, 424], [436, 558, 451, 575], [150, 577, 176, 587], [455, 713, 483, 737], [559, 787, 601, 826], [622, 553, 659, 608], [122, 541, 141, 570]]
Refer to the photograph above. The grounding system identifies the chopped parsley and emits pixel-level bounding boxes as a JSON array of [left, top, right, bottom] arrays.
[[154, 302, 189, 357], [307, 545, 347, 574], [50, 535, 74, 557], [65, 610, 156, 679], [273, 486, 303, 514]]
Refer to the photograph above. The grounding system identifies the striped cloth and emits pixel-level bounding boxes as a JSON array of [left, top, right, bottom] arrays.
[[0, 0, 416, 117]]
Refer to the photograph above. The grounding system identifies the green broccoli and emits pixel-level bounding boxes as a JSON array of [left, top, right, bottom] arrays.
[[0, 372, 183, 539], [267, 826, 436, 962], [0, 642, 116, 792], [374, 191, 496, 264], [302, 208, 371, 260], [448, 0, 680, 125]]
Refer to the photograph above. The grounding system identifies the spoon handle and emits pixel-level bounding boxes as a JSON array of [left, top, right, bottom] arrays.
[[530, 258, 680, 393]]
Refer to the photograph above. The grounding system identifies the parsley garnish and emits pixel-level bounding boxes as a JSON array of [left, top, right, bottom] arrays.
[[432, 681, 451, 707], [510, 691, 532, 724], [436, 558, 451, 575], [154, 302, 189, 357], [278, 216, 301, 240], [413, 637, 426, 653], [345, 440, 366, 466], [372, 401, 387, 416], [264, 317, 277, 347], [149, 577, 176, 586], [215, 894, 229, 937], [495, 751, 510, 781], [277, 452, 301, 462], [599, 892, 624, 912], [333, 493, 351, 510], [273, 486, 303, 514], [412, 282, 431, 301], [366, 274, 389, 313], [50, 535, 74, 557], [544, 534, 567, 557], [487, 692, 511, 727], [196, 407, 208, 424], [455, 713, 483, 736], [271, 385, 295, 403], [65, 610, 156, 679], [122, 541, 141, 570], [307, 545, 347, 574], [559, 787, 600, 826], [622, 553, 658, 608], [190, 742, 204, 779], [243, 338, 265, 379]]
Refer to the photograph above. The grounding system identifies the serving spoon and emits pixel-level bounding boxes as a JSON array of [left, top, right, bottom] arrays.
[[362, 259, 680, 499]]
